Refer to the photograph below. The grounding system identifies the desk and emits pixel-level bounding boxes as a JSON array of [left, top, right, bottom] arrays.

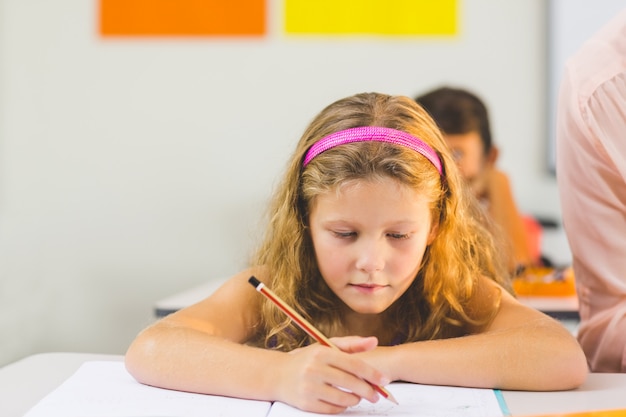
[[517, 295, 579, 320], [2, 353, 626, 417], [154, 279, 226, 318], [0, 352, 121, 417]]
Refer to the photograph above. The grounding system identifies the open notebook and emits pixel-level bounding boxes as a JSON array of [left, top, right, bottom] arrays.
[[24, 361, 507, 417]]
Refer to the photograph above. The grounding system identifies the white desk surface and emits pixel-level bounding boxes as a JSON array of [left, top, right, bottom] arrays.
[[0, 352, 121, 417], [154, 278, 227, 317], [517, 295, 578, 314], [2, 352, 626, 417]]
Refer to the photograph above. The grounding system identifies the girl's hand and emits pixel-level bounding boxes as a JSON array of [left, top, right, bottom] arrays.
[[276, 336, 390, 414]]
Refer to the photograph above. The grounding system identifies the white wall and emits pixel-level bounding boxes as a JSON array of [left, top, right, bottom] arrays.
[[0, 0, 554, 366], [546, 0, 626, 171]]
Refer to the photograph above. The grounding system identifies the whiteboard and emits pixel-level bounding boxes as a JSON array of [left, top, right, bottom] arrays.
[[547, 0, 625, 172]]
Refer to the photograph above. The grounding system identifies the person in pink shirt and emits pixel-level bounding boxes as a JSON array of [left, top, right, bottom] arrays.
[[556, 8, 626, 372]]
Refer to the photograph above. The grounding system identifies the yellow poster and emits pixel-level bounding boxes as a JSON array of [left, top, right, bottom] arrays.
[[285, 0, 457, 35]]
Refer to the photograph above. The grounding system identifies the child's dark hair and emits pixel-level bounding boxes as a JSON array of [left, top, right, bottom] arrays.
[[415, 87, 493, 155]]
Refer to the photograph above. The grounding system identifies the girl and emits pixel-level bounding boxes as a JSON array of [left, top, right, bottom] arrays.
[[125, 93, 587, 414]]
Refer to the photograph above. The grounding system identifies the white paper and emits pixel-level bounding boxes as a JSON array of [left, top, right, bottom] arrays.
[[24, 361, 272, 417], [24, 361, 505, 417], [268, 383, 504, 417]]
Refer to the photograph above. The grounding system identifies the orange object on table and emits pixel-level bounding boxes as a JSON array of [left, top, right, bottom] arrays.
[[512, 266, 576, 297]]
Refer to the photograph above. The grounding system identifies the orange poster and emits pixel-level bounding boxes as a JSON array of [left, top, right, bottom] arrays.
[[99, 0, 266, 36]]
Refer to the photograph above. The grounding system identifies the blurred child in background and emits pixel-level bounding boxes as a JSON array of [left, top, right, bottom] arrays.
[[416, 87, 541, 272]]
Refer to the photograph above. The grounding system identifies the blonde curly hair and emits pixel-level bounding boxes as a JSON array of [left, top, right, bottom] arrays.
[[250, 92, 511, 350]]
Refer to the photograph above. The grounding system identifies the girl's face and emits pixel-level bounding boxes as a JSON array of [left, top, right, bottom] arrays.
[[309, 177, 437, 316]]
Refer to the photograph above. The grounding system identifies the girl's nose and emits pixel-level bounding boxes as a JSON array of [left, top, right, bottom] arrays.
[[354, 239, 385, 273]]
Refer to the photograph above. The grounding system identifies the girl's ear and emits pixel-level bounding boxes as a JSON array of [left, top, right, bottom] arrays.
[[427, 222, 439, 245]]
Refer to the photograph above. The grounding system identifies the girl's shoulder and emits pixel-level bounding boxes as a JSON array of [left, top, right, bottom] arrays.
[[155, 267, 269, 343], [213, 266, 272, 301]]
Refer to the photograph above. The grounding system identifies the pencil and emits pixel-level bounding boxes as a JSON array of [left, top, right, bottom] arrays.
[[248, 276, 399, 405]]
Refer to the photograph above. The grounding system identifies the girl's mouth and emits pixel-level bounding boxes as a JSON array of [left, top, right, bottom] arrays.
[[349, 283, 386, 293]]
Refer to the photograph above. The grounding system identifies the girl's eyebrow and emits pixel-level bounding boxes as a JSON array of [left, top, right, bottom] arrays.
[[321, 219, 421, 228]]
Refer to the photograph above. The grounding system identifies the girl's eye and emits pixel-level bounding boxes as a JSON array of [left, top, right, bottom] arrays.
[[332, 231, 356, 238], [388, 233, 410, 240]]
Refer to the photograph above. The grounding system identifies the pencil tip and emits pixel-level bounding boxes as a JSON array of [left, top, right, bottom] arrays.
[[387, 393, 399, 405]]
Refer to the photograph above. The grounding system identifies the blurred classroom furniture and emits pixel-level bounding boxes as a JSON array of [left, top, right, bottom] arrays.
[[154, 277, 579, 318]]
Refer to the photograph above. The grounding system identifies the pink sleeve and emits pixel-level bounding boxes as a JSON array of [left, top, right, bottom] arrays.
[[556, 12, 626, 372]]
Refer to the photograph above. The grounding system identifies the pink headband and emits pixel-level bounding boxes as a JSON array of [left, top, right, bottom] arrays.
[[302, 126, 443, 175]]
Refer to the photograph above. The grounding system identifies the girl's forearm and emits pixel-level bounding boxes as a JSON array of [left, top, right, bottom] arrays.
[[125, 324, 284, 402], [367, 319, 587, 390]]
